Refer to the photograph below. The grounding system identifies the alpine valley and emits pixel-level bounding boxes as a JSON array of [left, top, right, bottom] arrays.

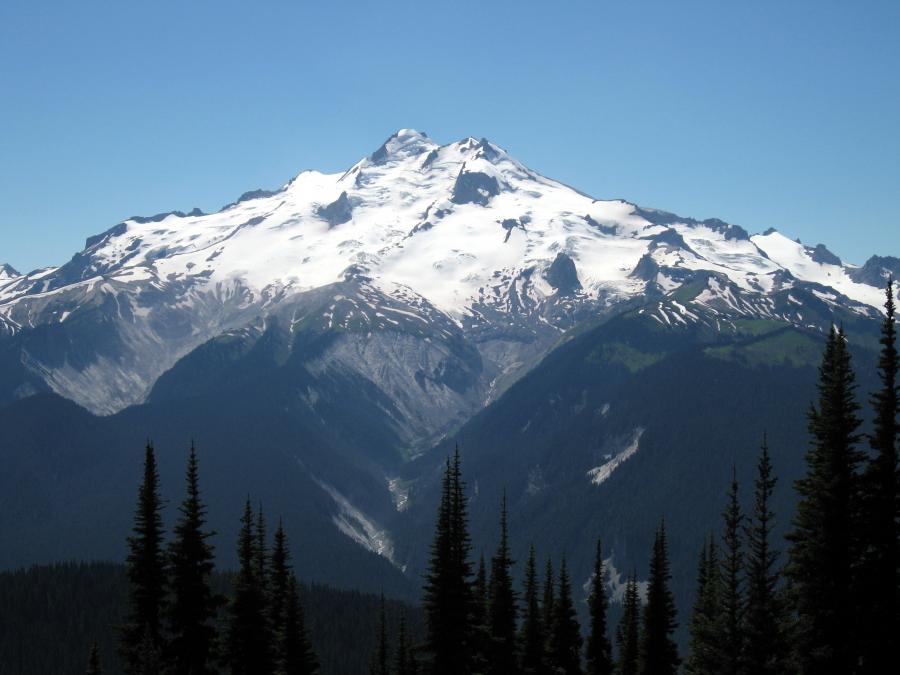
[[1, 129, 897, 624]]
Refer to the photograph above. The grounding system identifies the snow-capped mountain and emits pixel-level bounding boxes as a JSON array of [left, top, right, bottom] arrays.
[[0, 129, 895, 425]]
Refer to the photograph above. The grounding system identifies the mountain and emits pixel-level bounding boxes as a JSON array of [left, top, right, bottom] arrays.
[[0, 129, 896, 611]]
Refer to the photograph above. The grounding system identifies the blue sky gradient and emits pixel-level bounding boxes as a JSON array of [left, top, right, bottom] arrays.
[[1, 0, 897, 272]]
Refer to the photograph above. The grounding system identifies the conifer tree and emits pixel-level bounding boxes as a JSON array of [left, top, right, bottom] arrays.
[[719, 468, 744, 675], [167, 444, 223, 675], [640, 521, 679, 675], [519, 545, 546, 675], [227, 499, 273, 674], [686, 534, 723, 675], [136, 627, 163, 675], [280, 575, 318, 674], [422, 449, 473, 674], [487, 492, 518, 674], [270, 521, 291, 657], [371, 593, 390, 675], [121, 442, 167, 673], [787, 325, 864, 674], [586, 539, 613, 675], [743, 438, 788, 675], [859, 278, 899, 675], [270, 521, 317, 674], [255, 504, 273, 649], [615, 571, 640, 675], [549, 557, 583, 675], [542, 557, 556, 657], [395, 611, 414, 675], [86, 642, 102, 675], [470, 553, 490, 672]]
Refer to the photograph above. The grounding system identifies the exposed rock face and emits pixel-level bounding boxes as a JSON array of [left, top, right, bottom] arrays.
[[317, 191, 353, 227], [545, 252, 582, 295]]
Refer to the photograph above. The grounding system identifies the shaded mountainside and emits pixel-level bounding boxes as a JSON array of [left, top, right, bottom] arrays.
[[392, 288, 884, 641], [0, 562, 423, 675]]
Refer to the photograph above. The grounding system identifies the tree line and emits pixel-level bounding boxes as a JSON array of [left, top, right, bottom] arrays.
[[383, 279, 897, 675], [112, 444, 319, 674]]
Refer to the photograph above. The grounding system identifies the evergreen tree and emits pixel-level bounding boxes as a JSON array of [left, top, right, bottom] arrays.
[[280, 575, 318, 674], [615, 572, 640, 675], [136, 627, 163, 675], [270, 521, 317, 674], [371, 593, 390, 675], [743, 438, 789, 675], [787, 325, 864, 674], [640, 521, 679, 675], [519, 545, 546, 675], [167, 444, 223, 675], [227, 499, 273, 674], [541, 557, 556, 658], [487, 492, 518, 674], [859, 278, 899, 675], [255, 504, 273, 650], [270, 521, 291, 662], [719, 468, 744, 675], [585, 539, 613, 675], [86, 642, 102, 675], [422, 449, 473, 674], [549, 557, 583, 675], [470, 553, 490, 672], [120, 442, 167, 673], [395, 611, 414, 675], [686, 534, 723, 675]]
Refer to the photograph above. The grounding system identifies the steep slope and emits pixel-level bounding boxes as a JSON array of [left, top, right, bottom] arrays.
[[392, 287, 885, 639]]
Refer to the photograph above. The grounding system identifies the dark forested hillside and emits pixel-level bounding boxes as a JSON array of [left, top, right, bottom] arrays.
[[0, 562, 423, 675], [394, 294, 884, 644]]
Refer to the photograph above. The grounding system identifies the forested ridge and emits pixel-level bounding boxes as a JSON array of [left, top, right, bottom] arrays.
[[0, 280, 896, 674]]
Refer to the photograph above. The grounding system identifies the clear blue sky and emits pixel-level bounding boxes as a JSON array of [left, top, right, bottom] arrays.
[[1, 0, 898, 273]]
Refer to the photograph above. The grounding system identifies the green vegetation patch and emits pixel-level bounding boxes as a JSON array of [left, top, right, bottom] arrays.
[[705, 328, 820, 368], [586, 341, 667, 373]]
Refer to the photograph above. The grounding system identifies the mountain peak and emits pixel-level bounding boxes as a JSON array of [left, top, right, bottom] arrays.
[[369, 128, 435, 165], [0, 263, 20, 280]]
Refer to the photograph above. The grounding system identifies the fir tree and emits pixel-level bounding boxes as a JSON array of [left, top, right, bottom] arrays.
[[136, 627, 163, 675], [167, 444, 223, 675], [549, 557, 583, 675], [120, 442, 167, 673], [470, 553, 490, 672], [371, 593, 390, 675], [640, 521, 679, 675], [422, 450, 473, 674], [270, 521, 291, 660], [615, 571, 640, 675], [395, 611, 414, 675], [86, 642, 102, 675], [280, 575, 318, 674], [270, 522, 317, 674], [585, 539, 613, 675], [719, 468, 744, 675], [227, 499, 273, 674], [541, 557, 556, 658], [787, 325, 864, 674], [487, 492, 518, 674], [686, 534, 723, 675], [859, 278, 899, 675], [743, 438, 789, 675], [255, 504, 272, 649], [519, 545, 546, 675]]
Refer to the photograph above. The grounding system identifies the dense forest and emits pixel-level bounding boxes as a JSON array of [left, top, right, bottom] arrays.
[[0, 280, 896, 674], [0, 563, 421, 674]]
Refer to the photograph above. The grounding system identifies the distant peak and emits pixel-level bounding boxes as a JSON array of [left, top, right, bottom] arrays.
[[369, 129, 435, 165], [0, 263, 20, 280]]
